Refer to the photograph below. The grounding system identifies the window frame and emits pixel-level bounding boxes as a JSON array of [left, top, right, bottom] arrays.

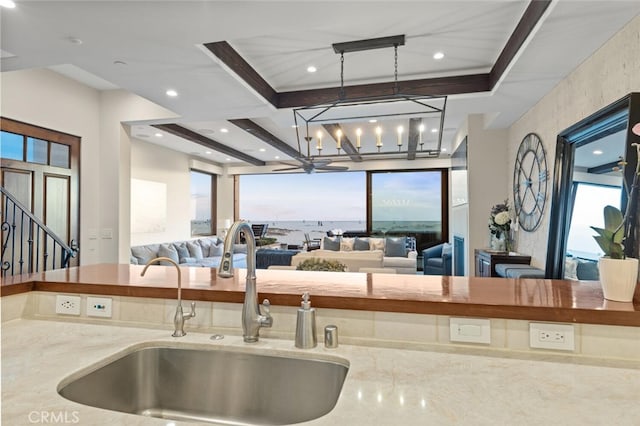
[[367, 168, 449, 252], [189, 169, 217, 237]]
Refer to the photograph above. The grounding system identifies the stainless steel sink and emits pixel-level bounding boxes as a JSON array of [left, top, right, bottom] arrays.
[[58, 346, 349, 425]]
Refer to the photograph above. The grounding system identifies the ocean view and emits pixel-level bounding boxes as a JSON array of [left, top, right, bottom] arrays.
[[259, 220, 441, 246]]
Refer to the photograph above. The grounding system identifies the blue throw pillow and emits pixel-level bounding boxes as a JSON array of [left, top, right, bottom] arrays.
[[385, 237, 407, 257], [158, 244, 179, 265], [323, 237, 340, 251], [209, 243, 224, 257], [187, 241, 204, 259], [353, 237, 370, 251], [174, 242, 190, 262]]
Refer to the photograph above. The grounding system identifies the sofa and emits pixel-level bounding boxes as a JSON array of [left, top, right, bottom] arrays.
[[291, 236, 417, 274], [130, 236, 247, 268], [422, 242, 452, 275]]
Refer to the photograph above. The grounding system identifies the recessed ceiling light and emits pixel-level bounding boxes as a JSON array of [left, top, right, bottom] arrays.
[[226, 158, 232, 161], [220, 128, 229, 133], [205, 151, 212, 155], [0, 0, 16, 9], [291, 124, 298, 128], [441, 148, 447, 152], [307, 65, 317, 73], [259, 148, 266, 152], [369, 119, 377, 123], [431, 128, 438, 133], [593, 149, 603, 155], [275, 156, 280, 159], [433, 52, 444, 60], [166, 89, 178, 97], [154, 132, 163, 138]]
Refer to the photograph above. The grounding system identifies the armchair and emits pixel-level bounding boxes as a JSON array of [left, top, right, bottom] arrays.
[[422, 243, 452, 275], [304, 233, 321, 251]]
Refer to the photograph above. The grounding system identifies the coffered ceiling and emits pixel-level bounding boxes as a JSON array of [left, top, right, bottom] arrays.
[[1, 1, 639, 168]]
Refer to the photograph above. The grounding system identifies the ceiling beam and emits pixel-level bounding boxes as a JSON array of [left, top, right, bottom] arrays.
[[227, 118, 302, 160], [322, 123, 362, 162], [203, 41, 279, 108], [489, 0, 553, 88], [277, 74, 489, 109], [587, 161, 620, 175], [152, 123, 265, 166]]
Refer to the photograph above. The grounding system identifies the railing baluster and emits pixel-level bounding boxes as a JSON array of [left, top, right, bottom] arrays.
[[43, 233, 49, 271], [11, 203, 17, 276], [52, 243, 57, 270], [19, 210, 25, 275], [35, 226, 40, 272], [27, 217, 34, 274], [1, 194, 11, 277]]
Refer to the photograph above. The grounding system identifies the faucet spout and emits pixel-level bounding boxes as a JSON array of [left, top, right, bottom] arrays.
[[141, 257, 196, 337], [218, 221, 272, 343]]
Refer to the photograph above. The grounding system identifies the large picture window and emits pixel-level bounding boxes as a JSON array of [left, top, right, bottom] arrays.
[[190, 170, 216, 236], [369, 169, 446, 250], [239, 172, 366, 246], [238, 169, 447, 251]]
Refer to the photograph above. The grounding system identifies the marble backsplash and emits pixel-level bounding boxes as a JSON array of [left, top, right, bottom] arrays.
[[2, 291, 639, 362]]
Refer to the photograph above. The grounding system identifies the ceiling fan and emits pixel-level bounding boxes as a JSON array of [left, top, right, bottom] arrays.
[[273, 157, 348, 174]]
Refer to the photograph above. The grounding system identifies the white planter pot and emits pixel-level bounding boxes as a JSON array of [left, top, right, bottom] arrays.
[[598, 257, 639, 302]]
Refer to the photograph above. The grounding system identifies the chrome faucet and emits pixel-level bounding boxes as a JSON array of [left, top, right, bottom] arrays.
[[141, 257, 196, 337], [218, 221, 272, 343]]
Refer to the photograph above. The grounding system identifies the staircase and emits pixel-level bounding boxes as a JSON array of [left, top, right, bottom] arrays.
[[1, 186, 78, 277]]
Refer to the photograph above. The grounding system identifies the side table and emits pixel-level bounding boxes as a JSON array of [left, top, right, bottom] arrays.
[[474, 249, 531, 277]]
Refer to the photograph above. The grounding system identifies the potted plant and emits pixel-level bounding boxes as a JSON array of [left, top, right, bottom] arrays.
[[590, 134, 639, 302], [296, 258, 347, 272], [488, 200, 513, 252]]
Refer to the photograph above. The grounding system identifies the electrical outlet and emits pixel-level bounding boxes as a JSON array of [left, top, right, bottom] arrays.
[[87, 297, 112, 318], [529, 323, 574, 351], [55, 295, 81, 316]]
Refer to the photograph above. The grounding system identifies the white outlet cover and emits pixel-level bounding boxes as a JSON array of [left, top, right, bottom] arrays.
[[450, 317, 491, 344], [529, 322, 575, 351], [87, 296, 113, 318], [55, 295, 81, 316]]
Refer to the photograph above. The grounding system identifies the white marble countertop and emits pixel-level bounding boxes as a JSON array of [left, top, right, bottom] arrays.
[[2, 319, 640, 426]]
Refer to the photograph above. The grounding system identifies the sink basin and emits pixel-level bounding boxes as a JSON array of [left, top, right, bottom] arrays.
[[58, 345, 349, 425]]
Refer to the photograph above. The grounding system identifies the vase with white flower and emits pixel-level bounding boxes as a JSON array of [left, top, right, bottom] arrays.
[[488, 201, 513, 252], [590, 128, 639, 302]]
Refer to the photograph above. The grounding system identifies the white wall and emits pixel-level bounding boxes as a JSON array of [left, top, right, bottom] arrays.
[[130, 139, 192, 245], [507, 14, 640, 268], [467, 114, 509, 275]]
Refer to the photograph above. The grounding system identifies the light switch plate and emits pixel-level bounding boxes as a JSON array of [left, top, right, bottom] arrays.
[[450, 317, 491, 344]]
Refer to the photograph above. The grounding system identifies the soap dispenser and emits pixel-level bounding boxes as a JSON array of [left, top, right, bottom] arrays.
[[295, 292, 317, 349]]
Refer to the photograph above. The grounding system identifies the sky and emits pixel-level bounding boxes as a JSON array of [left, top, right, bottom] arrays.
[[567, 183, 622, 258], [239, 170, 442, 222], [239, 172, 366, 221]]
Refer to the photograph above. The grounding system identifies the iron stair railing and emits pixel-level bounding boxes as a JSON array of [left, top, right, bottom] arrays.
[[1, 186, 78, 277]]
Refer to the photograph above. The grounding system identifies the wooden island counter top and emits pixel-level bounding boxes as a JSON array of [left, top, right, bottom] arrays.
[[2, 263, 639, 327]]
